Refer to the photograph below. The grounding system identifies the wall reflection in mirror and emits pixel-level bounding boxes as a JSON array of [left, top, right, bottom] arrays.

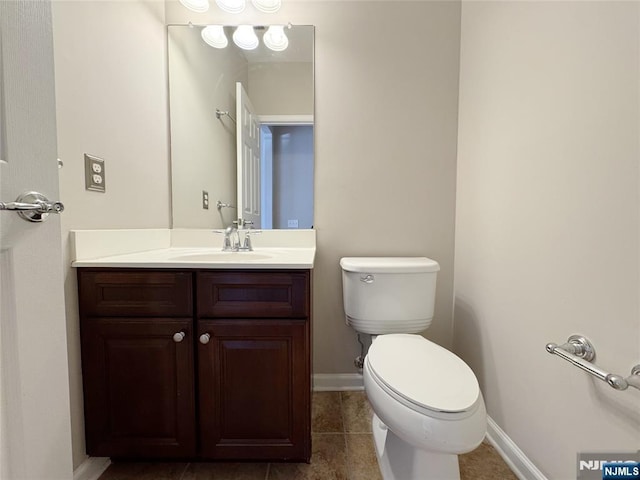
[[168, 24, 314, 230]]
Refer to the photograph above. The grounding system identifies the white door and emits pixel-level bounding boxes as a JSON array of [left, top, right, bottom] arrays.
[[0, 1, 73, 478], [236, 82, 262, 228]]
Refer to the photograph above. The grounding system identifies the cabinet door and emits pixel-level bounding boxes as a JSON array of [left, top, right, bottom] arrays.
[[81, 318, 196, 458], [198, 320, 310, 461]]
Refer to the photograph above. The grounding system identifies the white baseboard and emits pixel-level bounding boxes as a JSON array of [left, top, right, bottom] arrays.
[[313, 373, 364, 391], [486, 416, 547, 480], [73, 457, 110, 480]]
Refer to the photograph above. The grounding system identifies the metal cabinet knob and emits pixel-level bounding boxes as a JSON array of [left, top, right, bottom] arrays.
[[199, 333, 211, 345], [173, 331, 186, 343]]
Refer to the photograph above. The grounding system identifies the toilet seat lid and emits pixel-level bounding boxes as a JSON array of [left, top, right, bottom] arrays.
[[366, 334, 480, 413]]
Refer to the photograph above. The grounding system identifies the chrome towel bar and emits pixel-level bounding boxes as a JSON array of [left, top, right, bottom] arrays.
[[546, 335, 640, 391], [215, 109, 236, 124]]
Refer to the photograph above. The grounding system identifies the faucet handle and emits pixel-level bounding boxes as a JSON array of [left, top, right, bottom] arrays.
[[242, 228, 261, 251], [241, 220, 261, 234], [213, 227, 235, 251]]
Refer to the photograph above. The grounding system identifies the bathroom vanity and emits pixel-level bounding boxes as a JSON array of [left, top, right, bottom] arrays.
[[73, 231, 315, 462]]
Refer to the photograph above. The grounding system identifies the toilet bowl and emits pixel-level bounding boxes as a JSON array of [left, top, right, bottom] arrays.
[[340, 257, 487, 480], [364, 334, 486, 480]]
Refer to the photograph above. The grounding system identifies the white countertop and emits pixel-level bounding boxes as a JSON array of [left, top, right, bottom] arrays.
[[71, 247, 315, 269]]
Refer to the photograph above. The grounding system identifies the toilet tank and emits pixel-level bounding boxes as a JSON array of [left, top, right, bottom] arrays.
[[340, 257, 440, 335]]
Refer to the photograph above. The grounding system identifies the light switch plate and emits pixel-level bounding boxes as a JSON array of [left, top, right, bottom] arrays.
[[202, 190, 209, 210], [85, 154, 105, 192]]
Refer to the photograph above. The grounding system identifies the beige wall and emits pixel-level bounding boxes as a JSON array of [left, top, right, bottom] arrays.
[[249, 62, 314, 115], [454, 2, 640, 479], [52, 1, 170, 468]]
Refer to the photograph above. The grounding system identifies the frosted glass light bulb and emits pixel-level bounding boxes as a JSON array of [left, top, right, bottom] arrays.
[[178, 0, 209, 13], [216, 0, 245, 13], [251, 0, 281, 13], [263, 25, 288, 51], [233, 25, 259, 50], [201, 25, 228, 49]]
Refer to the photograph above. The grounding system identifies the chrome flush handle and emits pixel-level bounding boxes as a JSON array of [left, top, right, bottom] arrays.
[[360, 274, 374, 284]]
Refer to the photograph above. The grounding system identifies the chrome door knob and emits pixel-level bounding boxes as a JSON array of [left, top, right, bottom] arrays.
[[199, 333, 211, 345], [173, 331, 186, 343], [0, 191, 65, 223]]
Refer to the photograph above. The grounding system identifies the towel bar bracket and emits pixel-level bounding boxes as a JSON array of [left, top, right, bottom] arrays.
[[560, 335, 595, 362]]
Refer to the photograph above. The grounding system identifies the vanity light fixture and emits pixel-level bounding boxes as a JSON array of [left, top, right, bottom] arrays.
[[216, 0, 246, 13], [179, 0, 210, 13], [263, 25, 288, 51], [179, 0, 281, 14], [201, 25, 228, 48], [233, 25, 259, 50], [251, 0, 281, 13]]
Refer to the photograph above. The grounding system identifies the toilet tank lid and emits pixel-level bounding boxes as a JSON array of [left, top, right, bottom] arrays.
[[340, 257, 440, 273]]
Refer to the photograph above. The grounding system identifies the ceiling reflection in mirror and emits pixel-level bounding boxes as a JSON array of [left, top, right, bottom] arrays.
[[168, 25, 314, 230]]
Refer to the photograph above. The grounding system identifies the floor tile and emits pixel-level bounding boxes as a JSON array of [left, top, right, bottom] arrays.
[[345, 434, 382, 480], [268, 434, 348, 480], [340, 391, 372, 433], [459, 441, 518, 480], [182, 462, 268, 480], [311, 391, 344, 433], [98, 461, 188, 480], [96, 392, 519, 480]]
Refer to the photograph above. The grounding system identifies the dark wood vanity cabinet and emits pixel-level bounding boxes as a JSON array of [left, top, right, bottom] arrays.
[[78, 268, 311, 462]]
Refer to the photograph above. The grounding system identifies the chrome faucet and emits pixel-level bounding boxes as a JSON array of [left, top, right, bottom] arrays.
[[222, 226, 235, 251], [240, 229, 255, 251], [219, 221, 240, 251], [237, 221, 261, 251], [215, 220, 261, 252]]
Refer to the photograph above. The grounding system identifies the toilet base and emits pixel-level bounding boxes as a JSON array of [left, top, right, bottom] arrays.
[[372, 413, 461, 480]]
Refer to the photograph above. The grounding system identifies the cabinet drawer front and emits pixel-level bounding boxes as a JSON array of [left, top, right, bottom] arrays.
[[197, 271, 309, 318], [79, 270, 193, 317]]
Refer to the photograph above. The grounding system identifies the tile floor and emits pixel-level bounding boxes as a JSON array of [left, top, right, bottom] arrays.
[[99, 391, 518, 480]]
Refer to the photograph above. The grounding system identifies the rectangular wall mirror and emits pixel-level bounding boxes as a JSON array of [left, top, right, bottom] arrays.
[[168, 24, 314, 230]]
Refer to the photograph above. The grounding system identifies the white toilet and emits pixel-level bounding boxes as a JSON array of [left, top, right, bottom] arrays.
[[340, 257, 487, 480]]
